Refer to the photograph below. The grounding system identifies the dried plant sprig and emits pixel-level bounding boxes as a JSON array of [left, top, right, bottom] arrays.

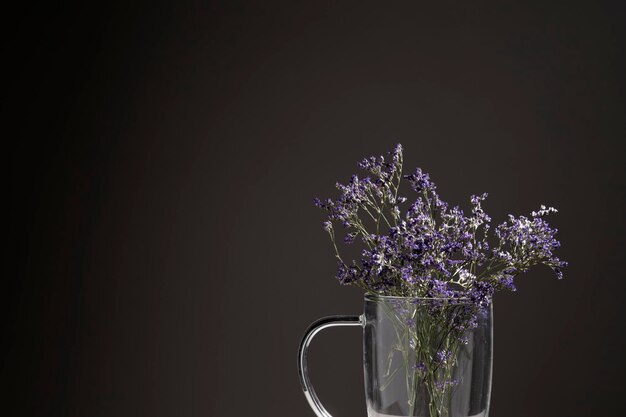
[[315, 144, 567, 307]]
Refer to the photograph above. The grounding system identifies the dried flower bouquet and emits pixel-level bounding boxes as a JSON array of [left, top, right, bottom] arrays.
[[315, 144, 566, 416]]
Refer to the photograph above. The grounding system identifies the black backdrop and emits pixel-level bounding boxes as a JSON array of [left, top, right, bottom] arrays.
[[4, 2, 625, 417]]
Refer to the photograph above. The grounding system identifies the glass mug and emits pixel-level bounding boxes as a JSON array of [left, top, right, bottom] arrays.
[[298, 294, 493, 417]]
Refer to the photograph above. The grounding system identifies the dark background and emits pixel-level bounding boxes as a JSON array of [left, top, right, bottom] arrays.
[[4, 2, 625, 417]]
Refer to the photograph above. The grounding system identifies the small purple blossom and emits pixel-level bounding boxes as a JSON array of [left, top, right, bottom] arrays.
[[400, 264, 415, 283], [434, 379, 459, 392], [343, 232, 357, 244], [412, 362, 426, 372], [469, 281, 494, 309], [336, 261, 360, 285], [435, 349, 452, 364]]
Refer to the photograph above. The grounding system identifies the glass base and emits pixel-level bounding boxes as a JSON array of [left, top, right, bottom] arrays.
[[367, 409, 487, 417]]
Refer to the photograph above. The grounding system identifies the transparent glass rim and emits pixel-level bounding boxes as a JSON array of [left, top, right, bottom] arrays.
[[364, 293, 473, 304]]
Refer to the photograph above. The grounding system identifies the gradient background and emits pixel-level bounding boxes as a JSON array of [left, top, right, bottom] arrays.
[[4, 2, 625, 417]]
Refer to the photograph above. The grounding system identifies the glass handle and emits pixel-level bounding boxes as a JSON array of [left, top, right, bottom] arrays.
[[298, 315, 364, 417]]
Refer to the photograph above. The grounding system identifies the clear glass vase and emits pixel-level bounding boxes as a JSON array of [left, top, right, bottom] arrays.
[[298, 294, 493, 417]]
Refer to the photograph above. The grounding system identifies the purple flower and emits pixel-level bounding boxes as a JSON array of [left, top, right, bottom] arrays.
[[405, 167, 435, 193], [401, 264, 415, 283], [469, 281, 494, 309], [434, 379, 459, 392], [436, 349, 449, 363], [343, 232, 357, 244], [412, 362, 426, 372], [336, 261, 360, 285]]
